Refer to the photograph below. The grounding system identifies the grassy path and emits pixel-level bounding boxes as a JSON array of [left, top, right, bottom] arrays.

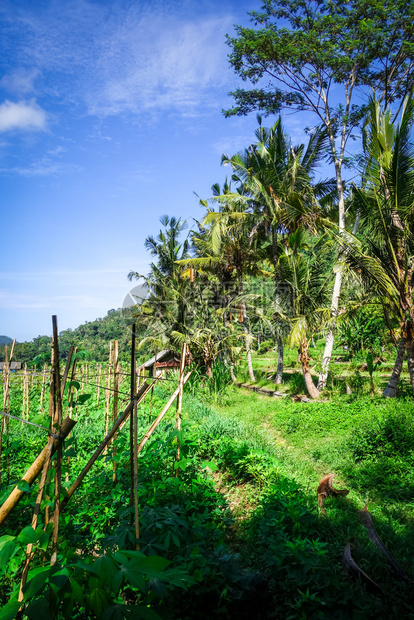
[[209, 385, 414, 560]]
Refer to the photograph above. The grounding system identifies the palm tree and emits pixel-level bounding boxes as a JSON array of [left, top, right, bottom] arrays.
[[128, 215, 190, 348], [221, 116, 334, 383], [182, 181, 267, 381], [334, 95, 414, 396], [273, 229, 332, 399]]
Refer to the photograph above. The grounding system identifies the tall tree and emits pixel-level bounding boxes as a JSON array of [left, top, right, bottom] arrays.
[[128, 215, 190, 342], [274, 229, 333, 399], [335, 95, 414, 395], [224, 0, 414, 389], [186, 181, 267, 381], [222, 116, 333, 382]]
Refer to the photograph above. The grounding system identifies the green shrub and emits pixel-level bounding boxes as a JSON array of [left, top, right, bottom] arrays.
[[258, 340, 273, 354], [347, 410, 414, 460]]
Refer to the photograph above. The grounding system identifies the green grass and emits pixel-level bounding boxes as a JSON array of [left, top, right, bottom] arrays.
[[2, 366, 414, 618], [182, 386, 414, 617]]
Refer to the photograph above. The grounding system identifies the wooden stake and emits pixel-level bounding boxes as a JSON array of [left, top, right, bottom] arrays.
[[45, 330, 56, 527], [40, 364, 48, 412], [61, 381, 154, 511], [137, 372, 192, 456], [130, 329, 135, 511], [61, 346, 74, 401], [50, 316, 63, 566], [22, 363, 28, 421], [1, 340, 15, 483], [104, 342, 113, 452], [97, 364, 102, 407], [130, 325, 140, 548], [18, 449, 53, 603], [112, 341, 119, 483], [66, 347, 78, 483], [175, 343, 187, 473], [149, 349, 158, 423]]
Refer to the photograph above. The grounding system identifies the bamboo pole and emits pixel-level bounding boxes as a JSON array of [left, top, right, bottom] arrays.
[[112, 341, 119, 483], [97, 364, 102, 407], [130, 329, 136, 511], [18, 447, 53, 603], [0, 417, 76, 526], [1, 340, 15, 483], [61, 346, 74, 401], [22, 363, 28, 421], [68, 347, 78, 420], [175, 344, 187, 472], [40, 364, 48, 412], [50, 316, 63, 566], [61, 380, 154, 511], [137, 371, 192, 457], [66, 347, 78, 482], [149, 348, 158, 424], [45, 334, 56, 527], [104, 342, 113, 451], [0, 345, 8, 482], [130, 326, 140, 548]]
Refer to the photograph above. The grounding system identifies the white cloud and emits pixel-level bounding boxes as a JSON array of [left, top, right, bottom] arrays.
[[0, 68, 39, 94], [0, 160, 78, 177], [85, 15, 233, 117], [2, 2, 236, 119], [0, 99, 46, 132]]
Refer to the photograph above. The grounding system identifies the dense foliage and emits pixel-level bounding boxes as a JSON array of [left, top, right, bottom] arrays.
[[2, 370, 414, 618]]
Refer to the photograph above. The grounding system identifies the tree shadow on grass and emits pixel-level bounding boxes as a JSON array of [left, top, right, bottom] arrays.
[[237, 471, 414, 619]]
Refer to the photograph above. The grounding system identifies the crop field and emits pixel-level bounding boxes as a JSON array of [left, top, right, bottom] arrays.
[[1, 351, 414, 619]]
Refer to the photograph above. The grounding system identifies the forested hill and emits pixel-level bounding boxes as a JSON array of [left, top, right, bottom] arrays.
[[0, 335, 13, 346], [0, 307, 147, 364]]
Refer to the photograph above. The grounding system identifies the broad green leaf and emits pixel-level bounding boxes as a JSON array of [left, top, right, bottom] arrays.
[[119, 565, 145, 592], [72, 560, 99, 577], [101, 605, 161, 620], [17, 480, 30, 493], [122, 605, 161, 619], [24, 597, 50, 620], [86, 587, 109, 617], [50, 570, 69, 591], [23, 568, 51, 600], [0, 541, 16, 568], [70, 578, 84, 604], [63, 447, 77, 458], [77, 394, 92, 405], [95, 555, 117, 585], [158, 568, 194, 589], [0, 535, 15, 550], [0, 600, 21, 620], [17, 526, 42, 544]]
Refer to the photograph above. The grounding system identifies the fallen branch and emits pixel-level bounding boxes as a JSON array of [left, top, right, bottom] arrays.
[[358, 502, 410, 581], [317, 474, 349, 515], [342, 542, 382, 594]]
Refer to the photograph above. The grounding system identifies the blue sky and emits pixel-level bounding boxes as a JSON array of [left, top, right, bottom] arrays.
[[0, 0, 317, 342]]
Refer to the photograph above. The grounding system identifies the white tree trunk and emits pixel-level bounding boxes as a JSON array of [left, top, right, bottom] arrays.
[[383, 337, 405, 398], [275, 333, 283, 384], [317, 269, 343, 390], [242, 301, 255, 383]]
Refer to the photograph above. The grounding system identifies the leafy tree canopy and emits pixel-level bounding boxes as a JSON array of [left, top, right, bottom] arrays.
[[225, 0, 414, 129]]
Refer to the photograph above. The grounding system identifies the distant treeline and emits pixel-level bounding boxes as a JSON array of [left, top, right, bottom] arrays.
[[0, 307, 149, 364]]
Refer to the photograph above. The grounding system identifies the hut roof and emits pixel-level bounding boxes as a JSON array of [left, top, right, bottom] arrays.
[[141, 349, 180, 370]]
